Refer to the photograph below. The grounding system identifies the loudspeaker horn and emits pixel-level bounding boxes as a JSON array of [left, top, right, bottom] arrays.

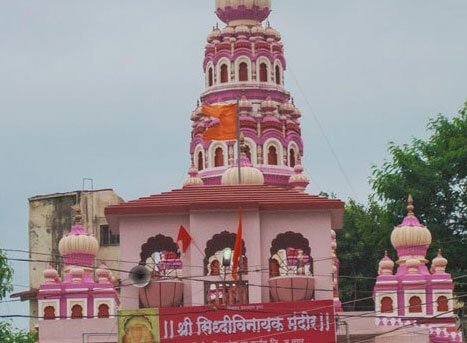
[[129, 265, 151, 288]]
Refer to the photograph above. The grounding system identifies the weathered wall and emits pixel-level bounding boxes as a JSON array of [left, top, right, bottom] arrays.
[[27, 189, 123, 328]]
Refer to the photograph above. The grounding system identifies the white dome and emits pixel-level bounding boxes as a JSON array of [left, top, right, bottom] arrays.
[[222, 165, 264, 185], [58, 225, 99, 257], [183, 167, 204, 187]]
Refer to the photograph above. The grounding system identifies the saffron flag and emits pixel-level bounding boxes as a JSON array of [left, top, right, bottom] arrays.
[[232, 208, 243, 281], [177, 225, 192, 254], [202, 104, 238, 141]]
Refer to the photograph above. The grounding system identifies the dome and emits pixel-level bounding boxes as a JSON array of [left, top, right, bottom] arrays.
[[43, 265, 59, 284], [261, 96, 277, 113], [58, 209, 99, 267], [288, 165, 310, 192], [279, 102, 295, 115], [222, 135, 264, 186], [183, 167, 204, 187], [390, 195, 432, 256], [432, 250, 448, 273], [378, 252, 394, 275], [96, 263, 113, 283], [222, 159, 265, 185], [215, 0, 272, 26], [222, 26, 235, 37], [235, 25, 250, 38], [265, 25, 281, 41], [251, 25, 266, 37], [239, 95, 253, 112]]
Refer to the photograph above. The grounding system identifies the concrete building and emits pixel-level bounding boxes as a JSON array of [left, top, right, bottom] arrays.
[[15, 189, 123, 328]]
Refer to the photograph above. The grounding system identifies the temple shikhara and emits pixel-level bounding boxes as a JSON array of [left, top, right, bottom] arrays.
[[18, 1, 462, 342]]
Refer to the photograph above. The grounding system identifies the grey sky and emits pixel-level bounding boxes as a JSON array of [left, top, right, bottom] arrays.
[[0, 0, 466, 329]]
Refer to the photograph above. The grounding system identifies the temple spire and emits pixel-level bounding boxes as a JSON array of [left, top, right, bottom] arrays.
[[407, 194, 415, 216]]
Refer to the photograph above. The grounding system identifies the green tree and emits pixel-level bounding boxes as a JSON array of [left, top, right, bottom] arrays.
[[338, 102, 467, 308], [371, 102, 467, 285], [337, 199, 393, 310], [0, 249, 37, 343]]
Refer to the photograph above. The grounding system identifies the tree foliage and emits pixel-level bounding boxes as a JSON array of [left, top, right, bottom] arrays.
[[0, 249, 13, 300], [338, 102, 467, 309], [0, 322, 37, 343], [0, 250, 37, 343]]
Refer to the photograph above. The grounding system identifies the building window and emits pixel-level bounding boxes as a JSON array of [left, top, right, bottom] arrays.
[[71, 304, 83, 319], [214, 147, 224, 167], [43, 306, 55, 320], [381, 297, 393, 313], [197, 151, 204, 171], [98, 304, 110, 318], [408, 296, 422, 313], [220, 64, 229, 83], [100, 225, 120, 246], [259, 63, 268, 82], [437, 296, 449, 312], [289, 148, 296, 168], [239, 62, 248, 82], [208, 67, 214, 86], [275, 65, 281, 85], [268, 146, 278, 165]]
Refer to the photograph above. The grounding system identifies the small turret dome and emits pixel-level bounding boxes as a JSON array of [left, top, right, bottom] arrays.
[[432, 250, 448, 273], [261, 96, 277, 114], [183, 167, 204, 187], [279, 102, 295, 115], [378, 251, 394, 275], [288, 165, 310, 192], [235, 25, 250, 38]]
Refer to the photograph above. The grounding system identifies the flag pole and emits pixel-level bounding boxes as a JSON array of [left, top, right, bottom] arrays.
[[236, 98, 242, 184]]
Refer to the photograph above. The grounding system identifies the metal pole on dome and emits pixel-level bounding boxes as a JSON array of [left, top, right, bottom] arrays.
[[236, 98, 242, 184]]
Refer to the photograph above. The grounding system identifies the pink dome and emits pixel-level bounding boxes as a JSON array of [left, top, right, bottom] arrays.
[[215, 0, 272, 26], [58, 224, 99, 267]]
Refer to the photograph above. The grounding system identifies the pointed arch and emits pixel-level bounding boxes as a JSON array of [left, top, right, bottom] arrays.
[[98, 304, 110, 318], [381, 297, 393, 313], [71, 304, 83, 319], [408, 296, 422, 313], [437, 296, 449, 312], [43, 306, 56, 320]]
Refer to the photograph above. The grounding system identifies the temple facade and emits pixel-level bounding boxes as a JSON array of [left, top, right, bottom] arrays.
[[28, 1, 462, 342]]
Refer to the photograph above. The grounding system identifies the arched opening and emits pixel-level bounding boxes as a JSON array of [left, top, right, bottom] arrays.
[[98, 304, 110, 318], [204, 231, 249, 305], [275, 65, 281, 85], [43, 306, 55, 320], [214, 147, 224, 167], [269, 231, 313, 277], [268, 146, 278, 166], [289, 148, 296, 168], [381, 297, 393, 313], [239, 62, 248, 82], [208, 67, 214, 87], [259, 63, 268, 82], [197, 151, 204, 171], [408, 296, 422, 313], [437, 296, 449, 312], [71, 304, 83, 319], [220, 64, 229, 83]]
